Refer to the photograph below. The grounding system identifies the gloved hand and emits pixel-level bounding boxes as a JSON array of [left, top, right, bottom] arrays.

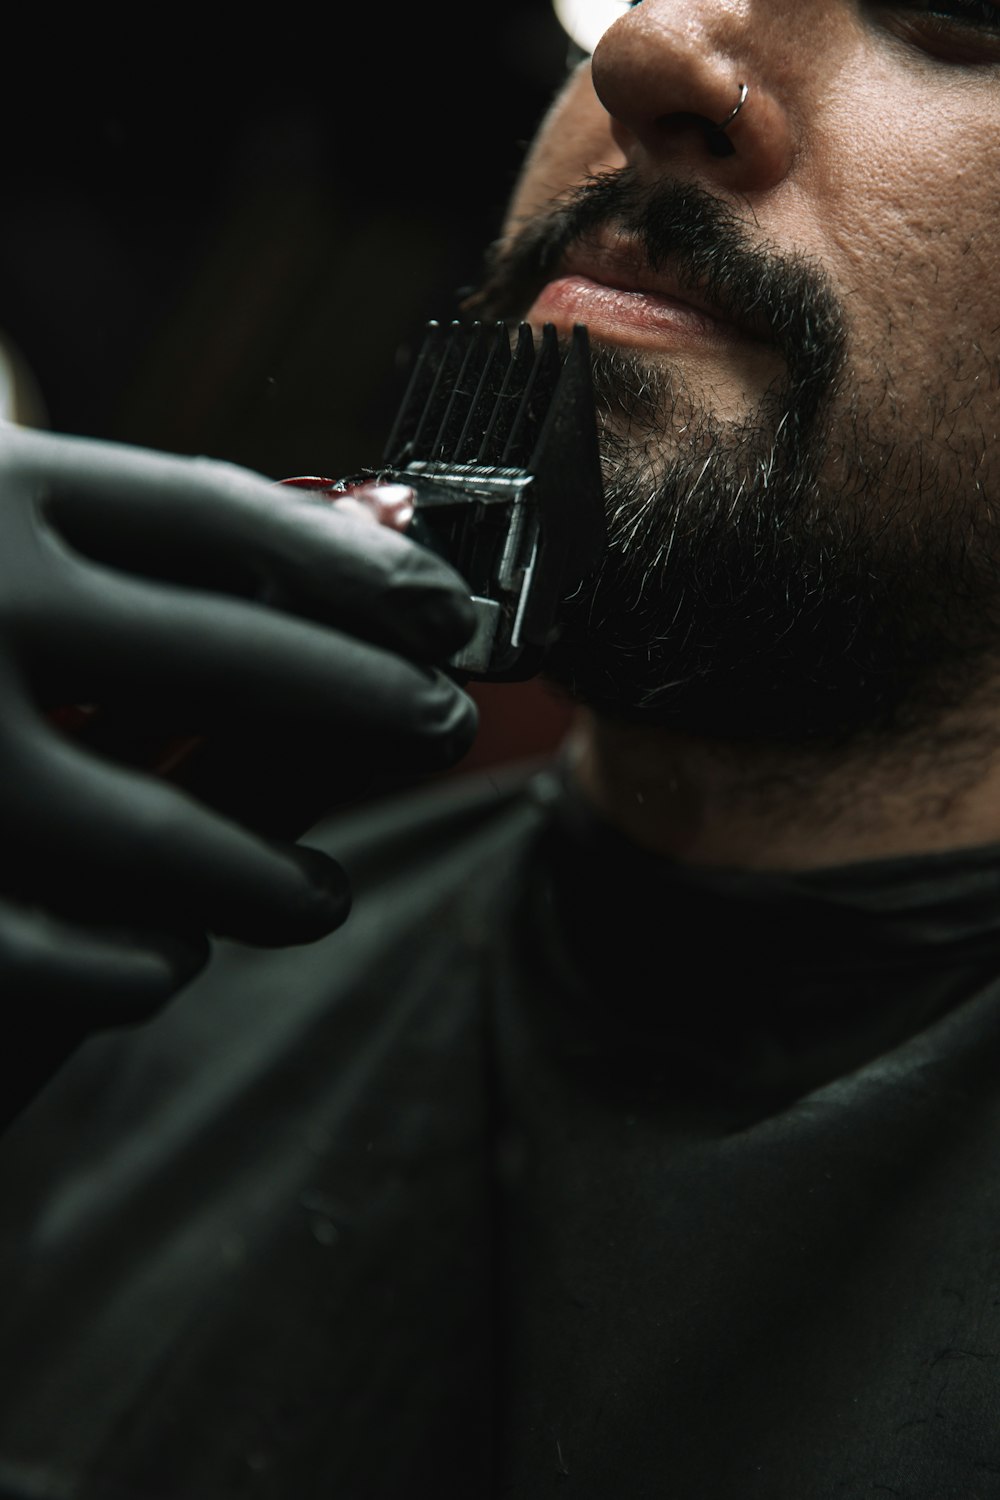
[[0, 422, 477, 1113]]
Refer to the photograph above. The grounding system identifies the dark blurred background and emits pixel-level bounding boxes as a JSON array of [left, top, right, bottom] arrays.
[[0, 7, 583, 769]]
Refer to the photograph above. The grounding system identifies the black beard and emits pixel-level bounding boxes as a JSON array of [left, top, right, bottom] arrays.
[[464, 173, 1000, 751]]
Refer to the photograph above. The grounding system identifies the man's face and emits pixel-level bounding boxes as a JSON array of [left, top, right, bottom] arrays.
[[467, 1, 1000, 750]]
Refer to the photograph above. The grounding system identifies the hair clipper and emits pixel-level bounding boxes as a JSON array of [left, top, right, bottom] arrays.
[[290, 319, 607, 681]]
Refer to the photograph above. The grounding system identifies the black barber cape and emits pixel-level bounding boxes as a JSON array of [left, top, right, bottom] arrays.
[[2, 758, 1000, 1498]]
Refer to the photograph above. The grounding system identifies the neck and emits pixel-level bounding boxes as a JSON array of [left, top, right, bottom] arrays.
[[568, 705, 1000, 872]]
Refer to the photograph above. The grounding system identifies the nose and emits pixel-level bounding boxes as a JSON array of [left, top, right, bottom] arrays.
[[590, 2, 796, 194]]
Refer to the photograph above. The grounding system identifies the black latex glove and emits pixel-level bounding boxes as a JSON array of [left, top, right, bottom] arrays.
[[0, 423, 478, 1102]]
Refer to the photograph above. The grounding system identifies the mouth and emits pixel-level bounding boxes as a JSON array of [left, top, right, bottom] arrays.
[[523, 229, 775, 355]]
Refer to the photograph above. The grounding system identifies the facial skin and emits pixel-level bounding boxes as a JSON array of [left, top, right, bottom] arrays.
[[464, 0, 1000, 869]]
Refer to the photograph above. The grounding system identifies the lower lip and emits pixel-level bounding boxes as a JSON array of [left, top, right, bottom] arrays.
[[525, 274, 738, 351]]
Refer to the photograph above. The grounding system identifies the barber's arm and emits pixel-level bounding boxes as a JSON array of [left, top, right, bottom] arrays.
[[0, 423, 478, 1124]]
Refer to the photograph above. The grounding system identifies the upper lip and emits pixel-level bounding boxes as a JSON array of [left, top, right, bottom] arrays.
[[553, 228, 773, 345]]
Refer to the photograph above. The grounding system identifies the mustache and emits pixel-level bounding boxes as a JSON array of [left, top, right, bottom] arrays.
[[463, 168, 846, 418]]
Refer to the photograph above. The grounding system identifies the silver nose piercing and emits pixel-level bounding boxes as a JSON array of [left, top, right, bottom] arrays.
[[718, 82, 750, 133], [706, 82, 749, 157]]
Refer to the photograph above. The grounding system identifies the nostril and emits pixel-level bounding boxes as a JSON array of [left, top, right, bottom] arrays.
[[651, 111, 738, 159], [704, 124, 737, 159]]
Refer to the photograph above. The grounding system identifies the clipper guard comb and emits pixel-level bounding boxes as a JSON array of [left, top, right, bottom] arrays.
[[352, 319, 607, 680]]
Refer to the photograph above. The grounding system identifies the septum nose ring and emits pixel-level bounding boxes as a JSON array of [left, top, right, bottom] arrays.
[[705, 83, 749, 158]]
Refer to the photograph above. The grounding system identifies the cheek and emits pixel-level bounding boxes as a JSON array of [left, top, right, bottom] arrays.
[[809, 66, 1000, 375], [502, 64, 624, 234], [802, 97, 1000, 425]]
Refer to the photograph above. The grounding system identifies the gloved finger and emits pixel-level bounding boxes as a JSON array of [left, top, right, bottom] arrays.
[[0, 896, 210, 1017], [32, 558, 478, 766], [18, 431, 475, 658], [0, 724, 352, 946], [248, 500, 478, 661], [0, 901, 210, 1130]]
